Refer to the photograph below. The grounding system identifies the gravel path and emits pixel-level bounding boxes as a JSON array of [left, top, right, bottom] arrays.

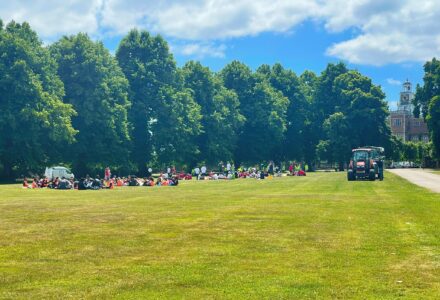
[[388, 169, 440, 193]]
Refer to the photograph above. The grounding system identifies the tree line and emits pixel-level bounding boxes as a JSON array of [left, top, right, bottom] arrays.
[[0, 20, 438, 179]]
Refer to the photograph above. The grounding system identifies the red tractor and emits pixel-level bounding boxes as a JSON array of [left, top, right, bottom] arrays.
[[347, 146, 384, 181]]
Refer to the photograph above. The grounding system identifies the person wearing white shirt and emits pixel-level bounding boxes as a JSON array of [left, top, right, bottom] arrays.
[[194, 167, 200, 180]]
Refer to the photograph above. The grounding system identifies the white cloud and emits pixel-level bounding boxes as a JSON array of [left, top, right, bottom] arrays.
[[387, 78, 402, 86], [171, 42, 227, 59], [1, 0, 440, 64], [321, 0, 440, 65], [0, 0, 102, 41]]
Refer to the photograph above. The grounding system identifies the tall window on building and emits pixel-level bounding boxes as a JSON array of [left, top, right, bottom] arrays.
[[392, 118, 402, 127]]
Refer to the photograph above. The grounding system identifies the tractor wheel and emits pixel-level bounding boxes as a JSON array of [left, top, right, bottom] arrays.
[[347, 171, 354, 181], [369, 172, 376, 181]]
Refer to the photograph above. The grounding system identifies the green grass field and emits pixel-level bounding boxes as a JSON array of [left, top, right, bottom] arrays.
[[1, 172, 439, 299]]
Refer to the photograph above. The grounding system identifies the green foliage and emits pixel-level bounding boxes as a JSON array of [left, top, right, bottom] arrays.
[[387, 135, 404, 161], [256, 64, 310, 161], [116, 29, 179, 173], [334, 70, 390, 147], [50, 33, 131, 175], [427, 95, 440, 158], [415, 58, 440, 159], [117, 30, 203, 171], [316, 68, 391, 168], [318, 112, 351, 165], [0, 20, 413, 178], [221, 62, 289, 164], [0, 21, 76, 178], [153, 86, 202, 166], [414, 58, 440, 119], [182, 61, 244, 166]]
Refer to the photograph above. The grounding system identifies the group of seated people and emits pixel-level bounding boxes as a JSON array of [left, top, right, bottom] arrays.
[[194, 169, 280, 180], [23, 174, 179, 190], [22, 163, 308, 190], [111, 175, 179, 188], [195, 164, 307, 180], [288, 163, 308, 176], [23, 177, 74, 189], [78, 174, 179, 189]]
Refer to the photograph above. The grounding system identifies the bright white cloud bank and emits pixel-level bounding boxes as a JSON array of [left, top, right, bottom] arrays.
[[1, 0, 439, 64]]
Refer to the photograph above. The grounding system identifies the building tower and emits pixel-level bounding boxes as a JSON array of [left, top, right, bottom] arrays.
[[389, 79, 429, 143], [398, 79, 414, 113]]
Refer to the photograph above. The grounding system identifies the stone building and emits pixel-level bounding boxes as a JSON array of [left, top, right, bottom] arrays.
[[389, 80, 429, 142]]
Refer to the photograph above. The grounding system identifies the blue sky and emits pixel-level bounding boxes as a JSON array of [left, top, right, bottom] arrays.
[[1, 0, 437, 108]]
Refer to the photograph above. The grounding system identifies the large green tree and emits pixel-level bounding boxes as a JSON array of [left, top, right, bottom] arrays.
[[182, 61, 244, 166], [302, 63, 350, 168], [256, 64, 309, 162], [317, 112, 351, 167], [0, 21, 76, 179], [153, 85, 202, 166], [313, 63, 349, 122], [317, 69, 391, 169], [427, 96, 440, 158], [117, 30, 202, 171], [415, 58, 440, 159], [50, 33, 131, 176], [116, 30, 177, 173], [299, 71, 319, 168], [334, 70, 390, 146], [221, 61, 289, 164]]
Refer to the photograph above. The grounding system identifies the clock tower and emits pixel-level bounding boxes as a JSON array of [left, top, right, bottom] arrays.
[[397, 79, 414, 112]]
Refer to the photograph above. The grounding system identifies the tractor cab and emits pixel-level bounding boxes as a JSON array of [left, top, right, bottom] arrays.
[[348, 146, 384, 181]]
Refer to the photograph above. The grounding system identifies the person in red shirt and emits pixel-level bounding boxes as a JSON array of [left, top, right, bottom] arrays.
[[31, 178, 38, 189], [23, 177, 29, 188]]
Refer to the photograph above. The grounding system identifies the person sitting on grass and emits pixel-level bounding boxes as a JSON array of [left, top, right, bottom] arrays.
[[39, 177, 49, 188], [91, 176, 102, 190], [57, 177, 71, 190], [78, 178, 87, 190], [297, 169, 306, 176], [31, 178, 39, 189], [23, 177, 30, 188], [169, 176, 179, 186], [47, 178, 55, 189], [128, 176, 139, 186]]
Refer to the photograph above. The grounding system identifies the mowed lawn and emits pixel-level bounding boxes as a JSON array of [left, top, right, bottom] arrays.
[[0, 173, 439, 299]]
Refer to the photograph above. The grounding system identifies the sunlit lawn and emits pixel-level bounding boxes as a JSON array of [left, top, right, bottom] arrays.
[[0, 172, 439, 299]]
